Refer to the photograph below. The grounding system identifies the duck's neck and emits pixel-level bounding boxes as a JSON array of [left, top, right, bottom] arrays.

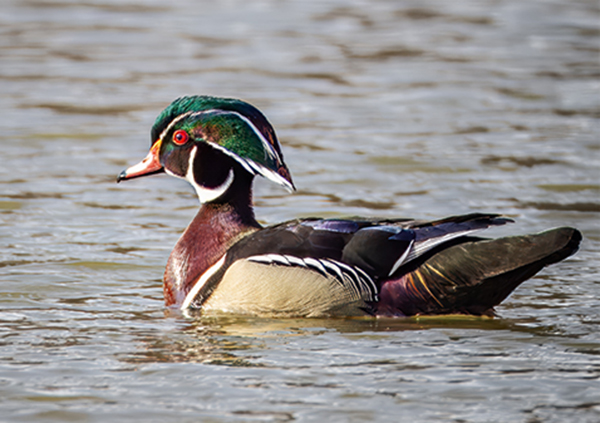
[[163, 188, 260, 307]]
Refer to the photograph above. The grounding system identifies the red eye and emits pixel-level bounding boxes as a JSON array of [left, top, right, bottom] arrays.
[[172, 130, 189, 145]]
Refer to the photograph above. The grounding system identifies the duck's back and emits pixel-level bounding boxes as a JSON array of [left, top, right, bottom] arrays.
[[183, 214, 581, 317]]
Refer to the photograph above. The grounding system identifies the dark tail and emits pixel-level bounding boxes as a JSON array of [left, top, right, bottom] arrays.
[[376, 227, 582, 316]]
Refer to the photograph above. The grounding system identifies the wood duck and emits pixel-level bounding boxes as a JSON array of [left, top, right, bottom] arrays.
[[117, 96, 582, 318]]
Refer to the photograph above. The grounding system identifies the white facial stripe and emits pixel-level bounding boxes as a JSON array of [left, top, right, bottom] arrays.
[[226, 112, 296, 191], [256, 164, 294, 192], [207, 139, 294, 192], [181, 254, 227, 309], [163, 108, 293, 192], [162, 109, 279, 160], [164, 107, 280, 159], [158, 111, 194, 142], [208, 143, 258, 176], [228, 111, 279, 161], [185, 146, 235, 204]]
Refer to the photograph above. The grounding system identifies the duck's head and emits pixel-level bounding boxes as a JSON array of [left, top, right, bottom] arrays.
[[117, 96, 295, 203]]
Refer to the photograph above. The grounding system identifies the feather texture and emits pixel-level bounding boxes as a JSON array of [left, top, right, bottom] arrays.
[[119, 96, 582, 317]]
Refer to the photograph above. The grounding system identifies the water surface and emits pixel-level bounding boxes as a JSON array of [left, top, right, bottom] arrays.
[[1, 0, 599, 422]]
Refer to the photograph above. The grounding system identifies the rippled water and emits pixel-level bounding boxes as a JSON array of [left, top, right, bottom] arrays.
[[1, 0, 599, 422]]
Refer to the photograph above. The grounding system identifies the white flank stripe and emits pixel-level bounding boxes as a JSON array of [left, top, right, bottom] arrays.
[[353, 265, 371, 281], [334, 261, 361, 282], [246, 254, 377, 302], [342, 273, 361, 299], [320, 259, 346, 282], [181, 254, 227, 310], [246, 255, 273, 264], [334, 261, 364, 298], [353, 266, 379, 300], [247, 254, 288, 265], [303, 258, 328, 276], [284, 255, 307, 267], [266, 254, 291, 265]]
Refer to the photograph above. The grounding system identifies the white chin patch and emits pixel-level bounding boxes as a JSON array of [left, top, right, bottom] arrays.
[[186, 146, 235, 204]]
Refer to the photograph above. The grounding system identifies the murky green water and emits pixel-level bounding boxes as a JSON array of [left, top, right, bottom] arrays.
[[1, 0, 599, 421]]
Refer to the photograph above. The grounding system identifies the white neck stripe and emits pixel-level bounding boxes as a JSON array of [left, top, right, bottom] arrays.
[[186, 146, 235, 204]]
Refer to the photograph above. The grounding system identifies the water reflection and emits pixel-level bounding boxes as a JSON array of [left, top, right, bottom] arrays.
[[116, 312, 587, 368]]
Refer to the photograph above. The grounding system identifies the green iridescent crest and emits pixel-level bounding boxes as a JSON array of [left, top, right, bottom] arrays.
[[153, 96, 294, 191]]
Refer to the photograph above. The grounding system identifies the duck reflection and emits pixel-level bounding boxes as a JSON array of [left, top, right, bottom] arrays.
[[119, 311, 554, 366]]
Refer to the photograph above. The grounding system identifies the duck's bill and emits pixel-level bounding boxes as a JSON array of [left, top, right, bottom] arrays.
[[117, 141, 164, 182]]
